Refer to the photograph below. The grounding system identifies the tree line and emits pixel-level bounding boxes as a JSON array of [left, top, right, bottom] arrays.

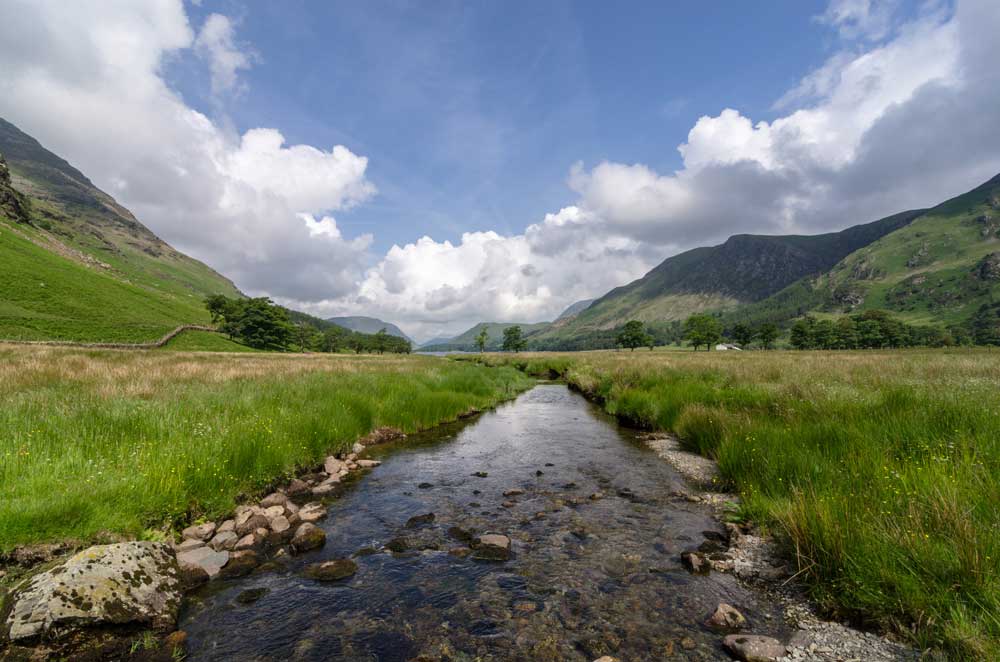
[[204, 295, 411, 353]]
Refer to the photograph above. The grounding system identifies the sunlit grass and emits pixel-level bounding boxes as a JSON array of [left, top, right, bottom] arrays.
[[465, 348, 1000, 659], [0, 346, 531, 548]]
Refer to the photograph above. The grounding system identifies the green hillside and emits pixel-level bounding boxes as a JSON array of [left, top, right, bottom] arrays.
[[536, 209, 922, 346], [728, 174, 1000, 332], [422, 321, 550, 351], [0, 118, 240, 342]]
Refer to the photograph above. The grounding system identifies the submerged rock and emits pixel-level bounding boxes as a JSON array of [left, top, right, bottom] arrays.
[[218, 550, 260, 579], [471, 534, 511, 561], [305, 559, 357, 581], [297, 502, 327, 523], [722, 634, 785, 661], [681, 551, 709, 575], [235, 587, 269, 604], [291, 523, 326, 553], [3, 541, 182, 642], [706, 602, 747, 631], [405, 512, 436, 527]]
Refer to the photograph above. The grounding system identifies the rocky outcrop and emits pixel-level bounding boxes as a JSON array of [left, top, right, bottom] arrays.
[[0, 153, 30, 224], [975, 252, 1000, 281], [2, 541, 181, 643]]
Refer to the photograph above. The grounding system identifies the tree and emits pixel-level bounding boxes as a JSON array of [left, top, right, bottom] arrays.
[[812, 319, 837, 349], [730, 322, 753, 348], [501, 325, 527, 352], [232, 298, 294, 350], [857, 320, 884, 348], [293, 323, 321, 352], [755, 323, 778, 350], [373, 328, 389, 354], [204, 294, 235, 325], [617, 320, 652, 351], [790, 316, 817, 349], [683, 314, 722, 351], [834, 317, 859, 349], [475, 328, 489, 353]]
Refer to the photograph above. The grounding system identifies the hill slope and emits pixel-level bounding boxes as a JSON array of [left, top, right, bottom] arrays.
[[326, 315, 409, 340], [544, 210, 923, 343], [741, 173, 1000, 328], [0, 118, 240, 342]]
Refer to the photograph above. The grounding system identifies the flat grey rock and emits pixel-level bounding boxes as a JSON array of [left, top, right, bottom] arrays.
[[3, 541, 181, 642]]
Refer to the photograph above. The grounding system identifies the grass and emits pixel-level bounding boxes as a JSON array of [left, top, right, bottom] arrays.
[[157, 329, 258, 352], [0, 346, 532, 550], [0, 218, 217, 342], [463, 349, 1000, 659]]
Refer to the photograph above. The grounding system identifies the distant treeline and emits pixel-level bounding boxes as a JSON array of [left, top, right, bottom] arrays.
[[205, 295, 412, 353]]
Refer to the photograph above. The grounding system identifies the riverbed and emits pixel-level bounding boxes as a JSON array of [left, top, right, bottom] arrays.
[[179, 384, 786, 661]]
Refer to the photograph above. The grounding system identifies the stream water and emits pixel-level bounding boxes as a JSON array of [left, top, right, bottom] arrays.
[[180, 384, 785, 661]]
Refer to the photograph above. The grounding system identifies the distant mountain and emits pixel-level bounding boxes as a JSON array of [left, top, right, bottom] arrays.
[[422, 321, 550, 351], [418, 335, 456, 348], [536, 208, 923, 345], [555, 299, 594, 321], [327, 315, 409, 340], [0, 118, 240, 343]]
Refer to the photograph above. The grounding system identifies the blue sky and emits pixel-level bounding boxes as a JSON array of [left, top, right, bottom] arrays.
[[3, 0, 998, 340]]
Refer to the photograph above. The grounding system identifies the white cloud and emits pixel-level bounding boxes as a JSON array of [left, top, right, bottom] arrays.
[[194, 13, 253, 97], [818, 0, 901, 41], [0, 0, 375, 303]]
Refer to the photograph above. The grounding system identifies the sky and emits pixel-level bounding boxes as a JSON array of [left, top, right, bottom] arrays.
[[1, 0, 999, 341]]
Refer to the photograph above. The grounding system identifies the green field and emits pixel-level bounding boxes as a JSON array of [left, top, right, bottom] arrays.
[[157, 329, 258, 352], [0, 347, 531, 549], [464, 349, 1000, 659]]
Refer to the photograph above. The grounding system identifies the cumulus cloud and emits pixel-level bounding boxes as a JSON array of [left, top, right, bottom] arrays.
[[0, 0, 375, 303]]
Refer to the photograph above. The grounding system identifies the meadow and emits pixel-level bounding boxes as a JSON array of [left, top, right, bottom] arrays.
[[463, 349, 1000, 659], [0, 346, 530, 550]]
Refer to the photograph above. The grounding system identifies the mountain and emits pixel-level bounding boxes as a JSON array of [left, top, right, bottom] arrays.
[[422, 321, 550, 351], [0, 118, 240, 342], [536, 208, 924, 346], [418, 335, 456, 348], [735, 173, 1000, 330], [326, 316, 409, 340], [555, 299, 594, 321]]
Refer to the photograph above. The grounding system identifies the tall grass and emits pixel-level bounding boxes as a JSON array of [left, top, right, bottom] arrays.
[[466, 349, 1000, 659], [0, 346, 531, 548]]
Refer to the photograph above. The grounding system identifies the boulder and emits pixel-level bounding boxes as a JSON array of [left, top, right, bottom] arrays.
[[352, 442, 365, 454], [218, 550, 259, 579], [270, 515, 291, 535], [263, 505, 285, 520], [706, 603, 747, 631], [178, 564, 209, 591], [177, 546, 230, 579], [235, 512, 269, 537], [233, 533, 260, 552], [176, 538, 206, 553], [181, 522, 216, 541], [291, 523, 326, 553], [722, 634, 786, 661], [259, 492, 287, 508], [209, 530, 238, 552], [286, 478, 310, 498], [217, 519, 236, 534], [298, 502, 327, 523], [471, 534, 511, 561], [305, 559, 357, 581], [3, 542, 182, 642], [284, 501, 300, 515], [356, 459, 381, 468], [324, 456, 347, 475]]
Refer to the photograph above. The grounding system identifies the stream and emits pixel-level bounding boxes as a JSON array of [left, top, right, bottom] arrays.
[[179, 384, 786, 661]]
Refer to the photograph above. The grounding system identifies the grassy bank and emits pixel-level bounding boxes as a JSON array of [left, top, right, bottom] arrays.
[[0, 346, 531, 550], [463, 349, 1000, 659]]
